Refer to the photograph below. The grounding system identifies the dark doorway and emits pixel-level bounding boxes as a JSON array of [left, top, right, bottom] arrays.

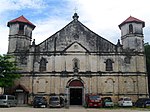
[[70, 88, 82, 105]]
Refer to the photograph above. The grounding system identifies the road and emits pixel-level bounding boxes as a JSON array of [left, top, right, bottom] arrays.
[[0, 106, 150, 112]]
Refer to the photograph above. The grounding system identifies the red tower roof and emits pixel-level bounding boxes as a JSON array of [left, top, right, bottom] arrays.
[[119, 16, 145, 29], [7, 15, 36, 28]]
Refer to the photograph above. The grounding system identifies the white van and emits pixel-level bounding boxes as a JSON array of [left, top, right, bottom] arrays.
[[118, 97, 133, 107], [0, 95, 17, 107]]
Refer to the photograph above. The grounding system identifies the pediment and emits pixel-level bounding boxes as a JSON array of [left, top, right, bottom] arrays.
[[63, 42, 89, 53]]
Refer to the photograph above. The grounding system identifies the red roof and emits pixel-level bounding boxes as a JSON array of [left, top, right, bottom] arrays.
[[7, 15, 36, 28], [119, 16, 145, 28]]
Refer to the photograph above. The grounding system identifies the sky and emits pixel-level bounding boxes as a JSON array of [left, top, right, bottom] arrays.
[[0, 0, 150, 54]]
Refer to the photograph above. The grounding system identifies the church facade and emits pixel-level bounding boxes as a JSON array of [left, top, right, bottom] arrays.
[[7, 13, 148, 105]]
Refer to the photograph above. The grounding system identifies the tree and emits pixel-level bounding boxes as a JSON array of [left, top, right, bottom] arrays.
[[0, 54, 20, 87], [144, 43, 150, 95]]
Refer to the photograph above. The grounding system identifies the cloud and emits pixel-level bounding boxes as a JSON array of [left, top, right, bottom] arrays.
[[0, 28, 8, 55], [0, 0, 47, 54], [68, 0, 150, 43], [0, 0, 150, 54], [33, 17, 69, 44], [0, 0, 46, 13]]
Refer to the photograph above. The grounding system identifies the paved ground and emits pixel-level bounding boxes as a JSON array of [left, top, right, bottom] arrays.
[[0, 106, 150, 112]]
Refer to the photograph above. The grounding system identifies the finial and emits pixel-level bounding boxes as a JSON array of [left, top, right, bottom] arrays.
[[72, 12, 79, 20], [117, 39, 122, 46], [32, 39, 35, 46]]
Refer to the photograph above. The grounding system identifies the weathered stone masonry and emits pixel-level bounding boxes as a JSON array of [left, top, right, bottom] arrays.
[[7, 13, 148, 105]]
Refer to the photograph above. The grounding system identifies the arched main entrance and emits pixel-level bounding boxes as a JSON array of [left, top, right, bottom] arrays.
[[69, 80, 84, 105], [13, 84, 29, 105]]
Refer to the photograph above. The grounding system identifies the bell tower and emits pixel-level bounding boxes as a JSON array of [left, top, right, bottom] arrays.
[[7, 15, 35, 53], [119, 16, 145, 52]]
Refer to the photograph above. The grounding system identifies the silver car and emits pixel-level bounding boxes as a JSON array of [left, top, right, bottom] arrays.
[[49, 96, 64, 108], [0, 95, 17, 107]]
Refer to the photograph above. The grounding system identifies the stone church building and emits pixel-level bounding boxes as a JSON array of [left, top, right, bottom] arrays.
[[7, 13, 148, 105]]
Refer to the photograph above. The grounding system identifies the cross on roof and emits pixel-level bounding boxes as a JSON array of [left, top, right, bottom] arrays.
[[74, 7, 77, 13]]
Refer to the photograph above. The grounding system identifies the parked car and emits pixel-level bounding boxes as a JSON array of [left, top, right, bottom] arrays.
[[118, 97, 133, 107], [85, 94, 102, 108], [135, 98, 150, 108], [49, 95, 64, 108], [33, 96, 47, 108], [102, 97, 114, 107], [0, 95, 17, 107]]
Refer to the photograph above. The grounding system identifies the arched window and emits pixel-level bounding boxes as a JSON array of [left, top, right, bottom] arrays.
[[37, 79, 46, 93], [104, 78, 114, 93], [73, 58, 79, 73], [124, 56, 131, 64], [39, 57, 47, 72], [105, 59, 113, 71], [124, 78, 135, 93], [129, 24, 133, 33]]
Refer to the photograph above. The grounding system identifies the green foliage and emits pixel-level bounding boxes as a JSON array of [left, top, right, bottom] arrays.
[[0, 54, 20, 87]]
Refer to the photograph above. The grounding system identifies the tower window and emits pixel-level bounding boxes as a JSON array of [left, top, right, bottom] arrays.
[[19, 24, 24, 35], [129, 24, 133, 33], [105, 59, 113, 71], [39, 58, 47, 72]]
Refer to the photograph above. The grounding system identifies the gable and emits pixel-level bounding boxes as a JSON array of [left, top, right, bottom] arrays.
[[64, 42, 89, 53], [37, 19, 116, 53]]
